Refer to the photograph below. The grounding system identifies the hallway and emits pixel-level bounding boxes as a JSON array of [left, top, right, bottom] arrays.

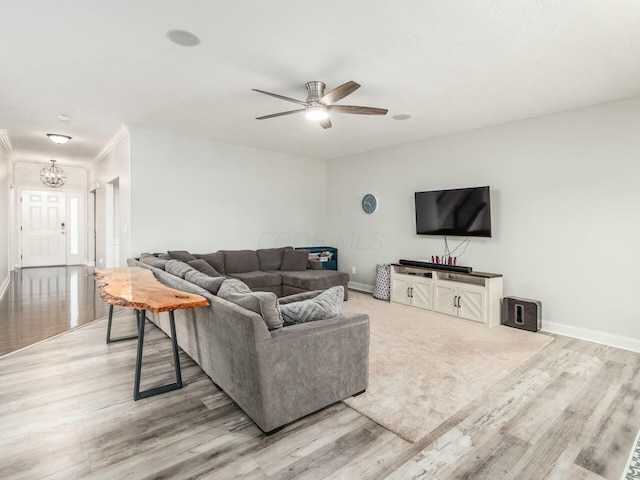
[[0, 266, 110, 356]]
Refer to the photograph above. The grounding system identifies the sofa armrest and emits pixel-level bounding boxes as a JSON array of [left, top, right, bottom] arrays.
[[253, 312, 369, 431]]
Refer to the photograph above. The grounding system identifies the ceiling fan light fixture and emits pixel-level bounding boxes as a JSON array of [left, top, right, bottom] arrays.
[[46, 133, 71, 145], [305, 105, 329, 121]]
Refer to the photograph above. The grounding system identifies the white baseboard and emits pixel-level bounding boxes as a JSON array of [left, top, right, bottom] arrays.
[[347, 282, 640, 353], [0, 273, 10, 301], [542, 321, 640, 353], [348, 281, 374, 293]]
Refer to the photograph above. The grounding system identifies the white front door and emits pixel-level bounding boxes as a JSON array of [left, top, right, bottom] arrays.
[[21, 190, 67, 267]]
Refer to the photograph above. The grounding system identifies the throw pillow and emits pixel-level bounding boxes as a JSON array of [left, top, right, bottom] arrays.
[[217, 278, 283, 330], [281, 249, 309, 271], [139, 252, 168, 270], [194, 252, 225, 275], [279, 286, 344, 326], [167, 250, 197, 262], [165, 259, 196, 279], [187, 259, 222, 277], [184, 270, 225, 295], [256, 246, 292, 271]]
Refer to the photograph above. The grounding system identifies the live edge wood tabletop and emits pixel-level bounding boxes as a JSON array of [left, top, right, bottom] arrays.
[[94, 267, 209, 401], [94, 267, 209, 313]]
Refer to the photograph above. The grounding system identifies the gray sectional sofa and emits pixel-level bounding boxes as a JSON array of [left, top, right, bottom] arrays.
[[126, 247, 368, 434], [167, 246, 349, 300]]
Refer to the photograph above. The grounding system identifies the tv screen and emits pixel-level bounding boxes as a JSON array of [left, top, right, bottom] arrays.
[[415, 186, 492, 237]]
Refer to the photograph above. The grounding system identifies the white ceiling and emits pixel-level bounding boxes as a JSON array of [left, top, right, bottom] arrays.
[[1, 0, 640, 168]]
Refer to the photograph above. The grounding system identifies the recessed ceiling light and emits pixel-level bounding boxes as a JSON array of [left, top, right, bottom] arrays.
[[392, 114, 411, 120], [57, 114, 72, 122], [46, 133, 72, 145], [167, 29, 201, 47]]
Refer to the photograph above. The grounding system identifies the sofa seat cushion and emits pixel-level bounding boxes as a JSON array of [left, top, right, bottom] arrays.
[[279, 286, 344, 326], [277, 270, 349, 291], [220, 250, 260, 274], [228, 271, 282, 289], [217, 278, 283, 330]]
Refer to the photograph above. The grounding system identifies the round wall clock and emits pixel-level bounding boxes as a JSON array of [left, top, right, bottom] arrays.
[[361, 193, 378, 214]]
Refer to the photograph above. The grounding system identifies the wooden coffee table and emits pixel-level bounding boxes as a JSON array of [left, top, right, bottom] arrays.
[[95, 267, 209, 400]]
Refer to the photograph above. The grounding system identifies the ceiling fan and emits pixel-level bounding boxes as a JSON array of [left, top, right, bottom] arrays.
[[252, 81, 388, 129]]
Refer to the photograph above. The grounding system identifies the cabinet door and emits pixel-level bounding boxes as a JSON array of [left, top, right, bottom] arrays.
[[391, 277, 411, 305], [411, 278, 433, 310], [434, 283, 457, 316], [458, 286, 485, 323]]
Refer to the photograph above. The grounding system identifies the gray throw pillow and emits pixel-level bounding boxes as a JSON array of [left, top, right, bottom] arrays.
[[281, 249, 309, 271], [168, 250, 197, 262], [279, 286, 344, 326], [139, 252, 168, 270], [184, 270, 225, 295], [187, 259, 222, 277], [217, 278, 283, 330], [194, 252, 225, 275], [165, 259, 196, 278]]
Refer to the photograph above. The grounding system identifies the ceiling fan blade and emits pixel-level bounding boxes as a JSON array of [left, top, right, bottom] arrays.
[[256, 109, 305, 120], [319, 117, 332, 129], [329, 105, 388, 115], [252, 89, 307, 106], [319, 81, 360, 105]]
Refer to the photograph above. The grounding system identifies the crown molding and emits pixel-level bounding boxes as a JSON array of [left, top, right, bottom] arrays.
[[0, 129, 13, 156], [94, 125, 129, 164]]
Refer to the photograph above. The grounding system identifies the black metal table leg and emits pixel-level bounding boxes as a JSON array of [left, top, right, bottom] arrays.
[[134, 309, 183, 401], [106, 304, 139, 344]]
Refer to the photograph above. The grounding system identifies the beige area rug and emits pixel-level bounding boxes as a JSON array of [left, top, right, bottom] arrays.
[[341, 291, 554, 443]]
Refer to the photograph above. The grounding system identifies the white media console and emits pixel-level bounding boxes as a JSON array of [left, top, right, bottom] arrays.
[[390, 263, 503, 327]]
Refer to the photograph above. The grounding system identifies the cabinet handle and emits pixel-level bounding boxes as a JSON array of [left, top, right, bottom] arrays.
[[410, 287, 414, 298], [454, 295, 458, 308], [407, 287, 411, 298]]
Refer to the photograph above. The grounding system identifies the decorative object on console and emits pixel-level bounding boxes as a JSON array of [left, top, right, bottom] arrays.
[[361, 193, 378, 214], [297, 246, 338, 270], [39, 160, 66, 188]]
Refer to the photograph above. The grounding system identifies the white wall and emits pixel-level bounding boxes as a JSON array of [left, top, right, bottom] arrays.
[[327, 96, 640, 349], [88, 130, 131, 269], [0, 136, 10, 298], [128, 126, 326, 254]]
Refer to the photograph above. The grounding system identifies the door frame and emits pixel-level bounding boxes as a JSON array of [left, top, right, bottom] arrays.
[[18, 187, 87, 268]]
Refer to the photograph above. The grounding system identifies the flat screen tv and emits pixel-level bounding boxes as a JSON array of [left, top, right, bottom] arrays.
[[415, 186, 492, 237]]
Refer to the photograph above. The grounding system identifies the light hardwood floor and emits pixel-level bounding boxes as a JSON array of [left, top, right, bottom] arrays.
[[0, 267, 639, 479]]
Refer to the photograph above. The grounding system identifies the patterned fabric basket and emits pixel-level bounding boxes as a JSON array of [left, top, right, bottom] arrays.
[[373, 263, 391, 300]]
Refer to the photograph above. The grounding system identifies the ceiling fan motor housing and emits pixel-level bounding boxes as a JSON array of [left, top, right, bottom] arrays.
[[305, 81, 326, 104]]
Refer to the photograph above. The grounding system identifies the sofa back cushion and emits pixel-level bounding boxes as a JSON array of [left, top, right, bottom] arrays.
[[220, 250, 260, 274], [194, 252, 225, 275], [165, 259, 196, 279], [139, 253, 168, 270], [256, 246, 293, 271], [184, 270, 225, 295], [281, 249, 309, 271], [167, 250, 197, 262], [217, 278, 283, 330], [187, 259, 222, 277]]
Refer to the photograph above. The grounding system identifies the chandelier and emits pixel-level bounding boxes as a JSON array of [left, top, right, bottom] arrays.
[[40, 160, 66, 188]]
